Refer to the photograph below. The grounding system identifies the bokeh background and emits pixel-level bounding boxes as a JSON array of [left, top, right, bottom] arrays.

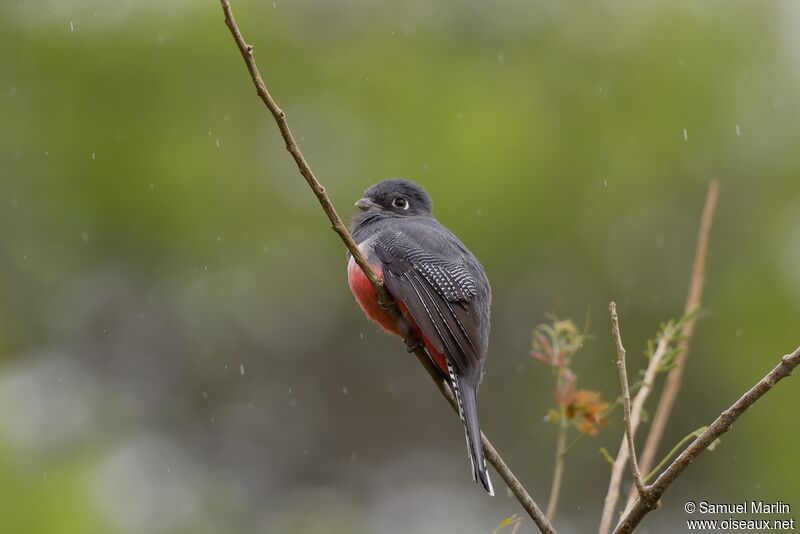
[[2, 1, 799, 532]]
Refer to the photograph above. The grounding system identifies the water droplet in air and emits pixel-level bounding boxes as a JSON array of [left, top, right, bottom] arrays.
[[682, 128, 688, 141], [70, 21, 74, 32], [216, 138, 220, 147], [342, 386, 349, 395], [91, 152, 96, 160], [735, 124, 741, 137], [240, 364, 245, 376]]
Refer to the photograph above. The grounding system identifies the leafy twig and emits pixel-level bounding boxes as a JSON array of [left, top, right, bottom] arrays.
[[635, 181, 719, 482]]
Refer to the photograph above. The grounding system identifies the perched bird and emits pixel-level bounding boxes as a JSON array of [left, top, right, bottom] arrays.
[[347, 179, 494, 495]]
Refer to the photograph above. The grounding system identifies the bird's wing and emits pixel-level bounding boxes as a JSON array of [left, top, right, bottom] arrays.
[[373, 231, 482, 375]]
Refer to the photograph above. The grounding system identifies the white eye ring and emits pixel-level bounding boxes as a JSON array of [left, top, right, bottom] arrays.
[[392, 197, 409, 210]]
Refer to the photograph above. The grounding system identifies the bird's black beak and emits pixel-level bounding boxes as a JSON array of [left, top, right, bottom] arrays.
[[355, 198, 377, 211]]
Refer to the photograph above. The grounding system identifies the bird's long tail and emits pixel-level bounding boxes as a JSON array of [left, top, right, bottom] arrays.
[[451, 367, 494, 496]]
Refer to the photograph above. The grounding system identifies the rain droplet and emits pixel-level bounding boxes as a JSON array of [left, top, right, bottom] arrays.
[[70, 21, 74, 32], [342, 386, 349, 395], [215, 138, 220, 147], [735, 124, 741, 137], [91, 152, 96, 160], [239, 364, 245, 376], [603, 179, 608, 187], [682, 128, 688, 141], [288, 387, 293, 395]]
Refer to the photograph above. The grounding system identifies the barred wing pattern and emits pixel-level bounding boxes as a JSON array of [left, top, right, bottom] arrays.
[[373, 231, 483, 377]]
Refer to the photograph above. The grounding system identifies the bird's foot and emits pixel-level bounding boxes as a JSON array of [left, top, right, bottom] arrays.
[[378, 299, 395, 312], [405, 339, 424, 353]]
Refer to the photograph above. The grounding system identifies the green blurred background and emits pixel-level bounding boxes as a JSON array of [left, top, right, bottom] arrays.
[[2, 1, 799, 532]]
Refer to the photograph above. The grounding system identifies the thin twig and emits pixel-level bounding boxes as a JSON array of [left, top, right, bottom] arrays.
[[642, 427, 705, 484], [545, 411, 568, 521], [597, 316, 675, 534], [613, 346, 800, 533], [610, 303, 645, 495], [217, 2, 554, 533], [636, 181, 719, 482]]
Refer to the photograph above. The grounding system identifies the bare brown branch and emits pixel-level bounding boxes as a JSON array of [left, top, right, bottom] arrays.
[[636, 181, 719, 481], [613, 346, 800, 533], [218, 2, 554, 532], [598, 314, 676, 534], [609, 303, 646, 496]]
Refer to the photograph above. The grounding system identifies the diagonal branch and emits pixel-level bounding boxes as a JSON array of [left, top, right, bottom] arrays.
[[613, 346, 800, 533], [218, 2, 554, 533]]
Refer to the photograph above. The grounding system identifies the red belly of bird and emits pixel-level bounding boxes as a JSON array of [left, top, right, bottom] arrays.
[[347, 257, 448, 374]]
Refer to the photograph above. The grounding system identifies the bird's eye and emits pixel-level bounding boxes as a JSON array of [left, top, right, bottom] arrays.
[[392, 197, 409, 210]]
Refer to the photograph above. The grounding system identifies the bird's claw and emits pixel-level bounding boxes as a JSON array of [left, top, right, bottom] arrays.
[[405, 340, 423, 353]]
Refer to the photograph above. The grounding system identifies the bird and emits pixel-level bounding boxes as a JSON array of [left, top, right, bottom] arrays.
[[347, 178, 494, 495]]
